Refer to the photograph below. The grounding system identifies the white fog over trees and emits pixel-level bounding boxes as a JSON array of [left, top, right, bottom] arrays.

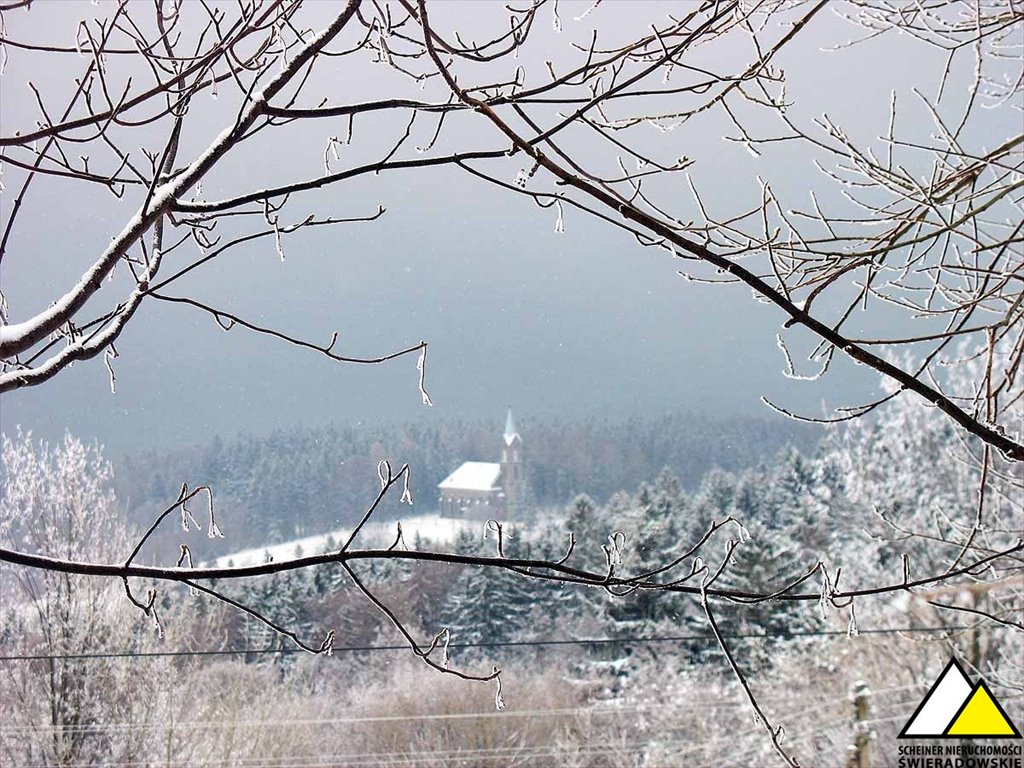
[[0, 1, 1021, 766]]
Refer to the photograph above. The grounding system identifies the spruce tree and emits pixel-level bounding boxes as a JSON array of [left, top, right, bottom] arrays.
[[692, 521, 817, 669]]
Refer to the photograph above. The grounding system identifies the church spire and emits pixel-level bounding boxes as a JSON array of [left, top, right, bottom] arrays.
[[504, 407, 519, 445], [500, 408, 525, 516]]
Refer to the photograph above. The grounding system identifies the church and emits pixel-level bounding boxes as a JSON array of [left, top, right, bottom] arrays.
[[438, 410, 527, 518]]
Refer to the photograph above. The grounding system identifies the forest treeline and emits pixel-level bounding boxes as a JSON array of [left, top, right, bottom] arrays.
[[4, 386, 1020, 766], [116, 412, 819, 556], [221, 454, 833, 673]]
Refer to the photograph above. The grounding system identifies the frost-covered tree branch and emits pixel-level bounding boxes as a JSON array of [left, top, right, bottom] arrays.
[[1, 469, 1019, 603], [1, 0, 1020, 459], [1, 1, 1022, 760]]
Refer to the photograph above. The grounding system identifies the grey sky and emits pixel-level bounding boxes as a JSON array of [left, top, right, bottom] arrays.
[[0, 1, 998, 455]]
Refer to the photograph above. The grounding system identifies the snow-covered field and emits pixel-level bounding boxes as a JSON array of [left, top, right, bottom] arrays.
[[205, 514, 479, 569]]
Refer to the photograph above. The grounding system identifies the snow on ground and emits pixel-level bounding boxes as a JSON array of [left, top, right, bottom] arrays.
[[204, 514, 478, 569]]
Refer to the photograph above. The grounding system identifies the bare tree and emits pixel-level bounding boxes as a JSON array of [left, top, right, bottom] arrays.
[[1, 0, 1020, 454], [0, 1, 1021, 764], [0, 431, 171, 766]]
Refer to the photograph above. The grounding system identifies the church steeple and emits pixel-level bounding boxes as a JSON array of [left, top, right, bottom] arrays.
[[504, 407, 519, 446], [500, 408, 525, 516]]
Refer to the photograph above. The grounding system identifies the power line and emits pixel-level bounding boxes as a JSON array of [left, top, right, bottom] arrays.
[[0, 742, 662, 768], [1, 703, 935, 768], [0, 703, 739, 736], [0, 685, 943, 766], [0, 624, 973, 663], [4, 723, 897, 768], [0, 686, 929, 737], [0, 692, 929, 741]]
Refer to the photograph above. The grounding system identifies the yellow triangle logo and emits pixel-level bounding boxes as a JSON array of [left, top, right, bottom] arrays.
[[900, 658, 1023, 739], [946, 682, 1020, 738]]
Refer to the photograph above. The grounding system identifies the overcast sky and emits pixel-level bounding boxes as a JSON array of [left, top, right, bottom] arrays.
[[0, 1, 1001, 456]]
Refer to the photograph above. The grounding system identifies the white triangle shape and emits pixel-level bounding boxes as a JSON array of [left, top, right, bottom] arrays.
[[903, 662, 973, 736]]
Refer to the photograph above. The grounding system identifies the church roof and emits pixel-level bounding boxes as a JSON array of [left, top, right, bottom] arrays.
[[438, 461, 502, 492], [504, 408, 520, 446]]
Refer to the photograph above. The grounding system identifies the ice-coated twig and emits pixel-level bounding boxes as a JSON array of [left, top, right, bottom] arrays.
[[341, 461, 410, 552], [125, 483, 205, 566], [177, 545, 200, 596], [556, 531, 577, 565], [701, 583, 803, 768], [103, 344, 118, 393], [485, 519, 512, 558], [387, 522, 408, 552], [184, 576, 335, 655], [416, 342, 433, 406], [342, 561, 501, 685]]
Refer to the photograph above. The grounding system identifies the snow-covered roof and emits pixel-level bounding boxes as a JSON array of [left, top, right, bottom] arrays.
[[438, 461, 502, 492]]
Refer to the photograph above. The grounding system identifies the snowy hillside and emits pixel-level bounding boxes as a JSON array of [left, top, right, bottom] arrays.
[[205, 514, 479, 569]]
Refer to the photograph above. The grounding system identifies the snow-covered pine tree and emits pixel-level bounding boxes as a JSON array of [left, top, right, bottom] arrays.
[[235, 566, 314, 662], [766, 448, 834, 560], [690, 520, 818, 669], [440, 530, 539, 653]]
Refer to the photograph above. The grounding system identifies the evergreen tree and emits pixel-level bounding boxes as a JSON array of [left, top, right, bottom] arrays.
[[441, 564, 536, 649], [690, 521, 817, 669], [563, 493, 605, 570], [601, 473, 688, 640], [437, 529, 567, 653], [235, 568, 314, 662], [731, 469, 767, 520], [766, 448, 834, 558]]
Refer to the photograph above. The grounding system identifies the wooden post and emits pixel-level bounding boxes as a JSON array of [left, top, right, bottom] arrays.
[[846, 680, 871, 768]]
